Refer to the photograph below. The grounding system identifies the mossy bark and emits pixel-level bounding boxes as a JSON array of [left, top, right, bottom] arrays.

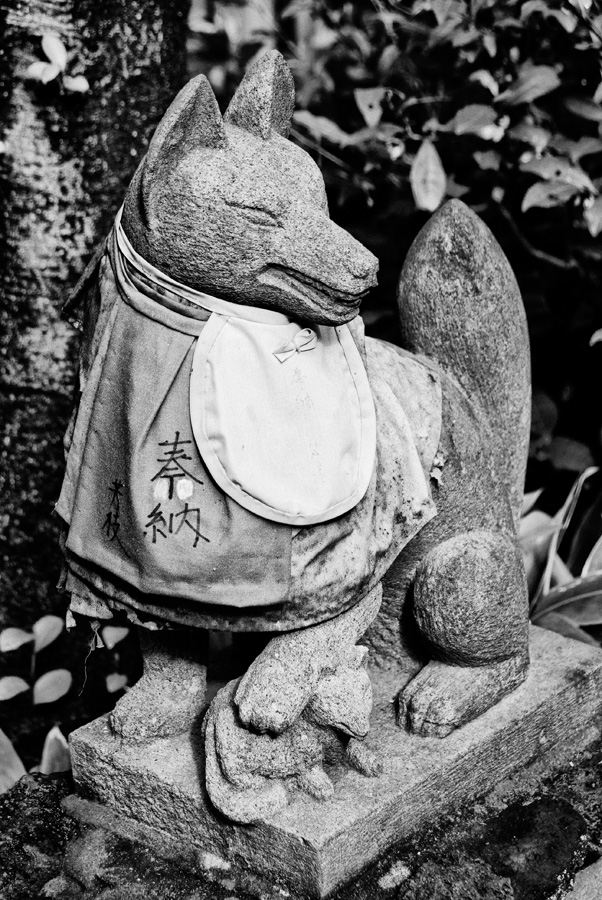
[[0, 0, 189, 390], [0, 1, 189, 631]]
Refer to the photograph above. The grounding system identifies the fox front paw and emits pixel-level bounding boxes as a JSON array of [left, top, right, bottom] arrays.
[[397, 657, 528, 738]]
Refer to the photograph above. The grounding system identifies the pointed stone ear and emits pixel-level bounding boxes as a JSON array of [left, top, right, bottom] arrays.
[[224, 50, 294, 140], [145, 74, 227, 166]]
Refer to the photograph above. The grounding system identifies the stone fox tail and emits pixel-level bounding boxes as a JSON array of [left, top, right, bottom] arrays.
[[397, 200, 531, 529], [388, 201, 532, 739]]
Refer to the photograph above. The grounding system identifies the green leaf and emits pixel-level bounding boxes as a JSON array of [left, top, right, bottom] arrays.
[[546, 9, 578, 31], [293, 110, 353, 147], [410, 140, 446, 211], [0, 628, 33, 652], [452, 104, 496, 136], [507, 123, 550, 153], [582, 534, 602, 575], [519, 510, 556, 556], [187, 4, 218, 33], [522, 489, 543, 517], [520, 156, 595, 191], [564, 97, 602, 122], [556, 596, 602, 627], [473, 150, 501, 170], [63, 75, 89, 93], [521, 180, 580, 211], [551, 135, 602, 162], [0, 728, 26, 794], [534, 613, 599, 646], [521, 1, 549, 20], [536, 572, 602, 618], [0, 677, 29, 701], [25, 61, 49, 81], [430, 0, 458, 25], [40, 62, 61, 84], [312, 21, 337, 51], [469, 70, 499, 96], [568, 0, 593, 14], [585, 197, 602, 237], [41, 34, 67, 70], [39, 726, 71, 775], [521, 1, 577, 31], [483, 32, 496, 58], [591, 328, 602, 346], [280, 0, 313, 18], [549, 436, 594, 472], [33, 615, 64, 652], [32, 670, 72, 705], [498, 65, 561, 106], [354, 88, 385, 129], [106, 673, 128, 693], [378, 45, 400, 77], [445, 176, 469, 198], [101, 625, 130, 650], [571, 137, 602, 159]]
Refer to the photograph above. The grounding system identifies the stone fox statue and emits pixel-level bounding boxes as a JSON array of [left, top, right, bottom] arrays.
[[58, 52, 531, 822]]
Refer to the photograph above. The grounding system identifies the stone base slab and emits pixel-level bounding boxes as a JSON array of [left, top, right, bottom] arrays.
[[67, 626, 602, 898]]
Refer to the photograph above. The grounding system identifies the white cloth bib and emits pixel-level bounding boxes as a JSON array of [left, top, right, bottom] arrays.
[[115, 209, 376, 527], [190, 313, 376, 525]]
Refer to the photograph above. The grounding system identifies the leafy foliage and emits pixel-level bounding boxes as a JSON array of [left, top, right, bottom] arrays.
[[190, 0, 602, 465], [521, 467, 602, 646], [25, 34, 90, 93], [286, 0, 602, 466], [0, 724, 70, 795], [286, 0, 602, 244]]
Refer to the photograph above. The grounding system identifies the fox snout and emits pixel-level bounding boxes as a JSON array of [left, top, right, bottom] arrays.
[[258, 203, 379, 325]]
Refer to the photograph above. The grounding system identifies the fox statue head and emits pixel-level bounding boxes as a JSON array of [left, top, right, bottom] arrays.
[[122, 51, 378, 326]]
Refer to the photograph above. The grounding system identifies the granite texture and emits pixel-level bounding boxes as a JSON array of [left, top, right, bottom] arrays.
[[204, 587, 383, 823], [64, 50, 535, 829], [68, 627, 602, 898]]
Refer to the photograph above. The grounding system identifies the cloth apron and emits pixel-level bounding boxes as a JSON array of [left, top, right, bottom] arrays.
[[57, 217, 442, 628], [57, 227, 292, 609]]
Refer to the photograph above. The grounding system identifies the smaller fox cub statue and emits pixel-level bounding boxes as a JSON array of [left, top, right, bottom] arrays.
[[58, 51, 531, 823]]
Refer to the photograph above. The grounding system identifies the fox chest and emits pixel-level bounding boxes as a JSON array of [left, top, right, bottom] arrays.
[[57, 265, 441, 631]]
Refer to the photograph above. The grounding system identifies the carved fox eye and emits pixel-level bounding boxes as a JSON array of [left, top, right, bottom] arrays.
[[227, 201, 282, 227]]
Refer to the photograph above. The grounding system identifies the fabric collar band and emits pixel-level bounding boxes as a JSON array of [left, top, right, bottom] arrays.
[[114, 207, 291, 326]]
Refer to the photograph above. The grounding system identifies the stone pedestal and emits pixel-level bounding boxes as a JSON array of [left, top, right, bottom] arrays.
[[67, 626, 602, 899]]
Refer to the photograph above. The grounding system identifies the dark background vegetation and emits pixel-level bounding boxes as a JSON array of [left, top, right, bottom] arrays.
[[2, 0, 602, 768]]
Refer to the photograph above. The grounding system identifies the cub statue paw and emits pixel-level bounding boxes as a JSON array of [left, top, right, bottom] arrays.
[[203, 586, 383, 823]]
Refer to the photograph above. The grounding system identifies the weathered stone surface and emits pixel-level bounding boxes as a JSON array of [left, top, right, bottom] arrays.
[[0, 773, 77, 900], [224, 49, 295, 139], [568, 857, 602, 899], [472, 795, 588, 900], [110, 628, 207, 744], [64, 827, 119, 889], [122, 51, 378, 323], [397, 198, 530, 530], [68, 628, 602, 898], [40, 874, 83, 898], [61, 49, 536, 839], [400, 859, 513, 900], [204, 587, 382, 823]]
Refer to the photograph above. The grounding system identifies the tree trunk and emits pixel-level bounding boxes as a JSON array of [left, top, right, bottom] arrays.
[[0, 1, 189, 629]]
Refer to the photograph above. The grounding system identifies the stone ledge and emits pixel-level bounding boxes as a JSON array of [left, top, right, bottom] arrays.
[[68, 626, 602, 898]]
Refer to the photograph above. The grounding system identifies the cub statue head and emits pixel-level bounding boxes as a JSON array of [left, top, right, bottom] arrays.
[[121, 51, 378, 326]]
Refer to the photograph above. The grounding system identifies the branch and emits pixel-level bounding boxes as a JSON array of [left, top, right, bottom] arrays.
[[498, 204, 579, 272]]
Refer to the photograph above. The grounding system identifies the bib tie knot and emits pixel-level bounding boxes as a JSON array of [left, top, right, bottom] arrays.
[[273, 327, 318, 363]]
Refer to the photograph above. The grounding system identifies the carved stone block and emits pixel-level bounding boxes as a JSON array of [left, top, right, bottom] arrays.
[[67, 627, 602, 898]]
